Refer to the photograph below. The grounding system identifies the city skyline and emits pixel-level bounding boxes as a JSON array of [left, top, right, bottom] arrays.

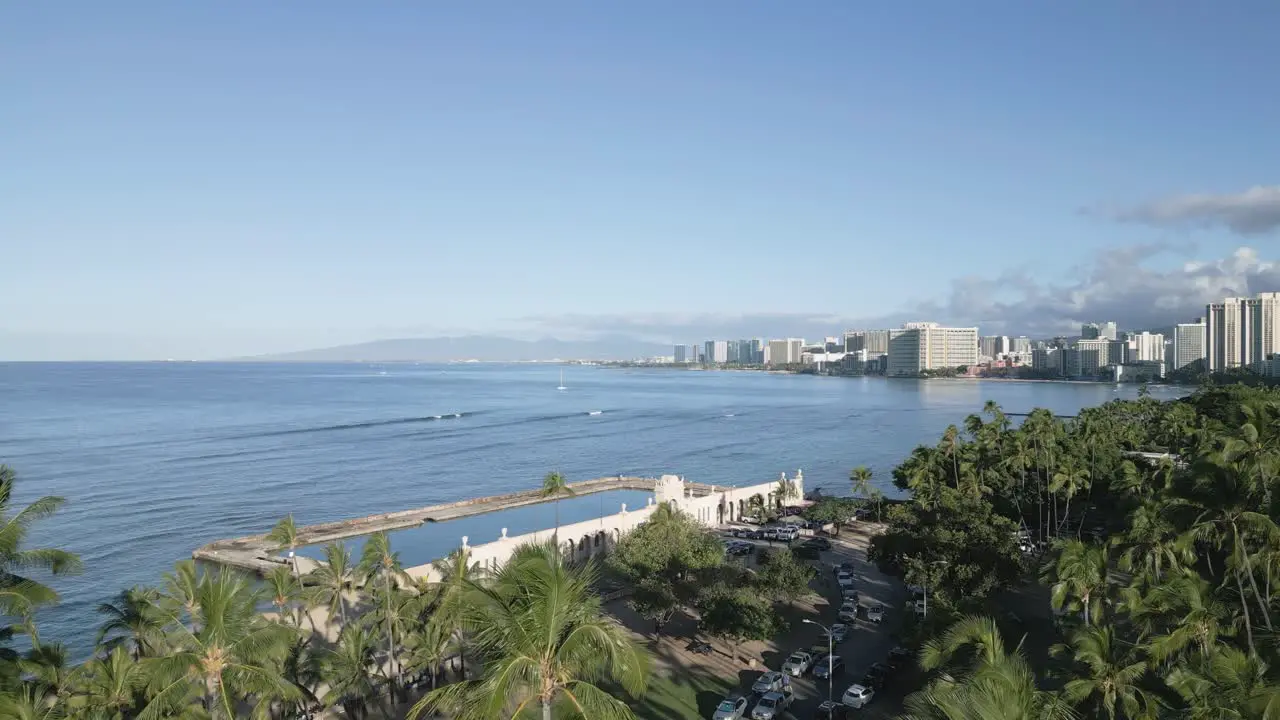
[[5, 4, 1280, 360]]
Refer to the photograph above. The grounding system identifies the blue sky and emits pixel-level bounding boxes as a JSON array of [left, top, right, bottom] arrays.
[[4, 2, 1279, 359]]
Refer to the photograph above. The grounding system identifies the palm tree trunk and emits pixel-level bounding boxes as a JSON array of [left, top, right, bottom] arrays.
[[1235, 569, 1257, 655], [384, 572, 397, 704], [543, 699, 553, 720]]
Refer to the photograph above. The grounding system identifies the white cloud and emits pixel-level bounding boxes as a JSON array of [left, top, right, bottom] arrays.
[[1109, 185, 1280, 236], [523, 245, 1280, 340]]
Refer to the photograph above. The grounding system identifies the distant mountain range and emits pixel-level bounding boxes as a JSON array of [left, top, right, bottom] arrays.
[[242, 335, 672, 362]]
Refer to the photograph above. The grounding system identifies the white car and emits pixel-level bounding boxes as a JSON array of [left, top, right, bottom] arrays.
[[782, 651, 814, 676], [842, 683, 875, 708], [751, 671, 785, 695], [838, 603, 859, 622], [776, 526, 800, 542], [762, 527, 779, 540], [866, 603, 885, 623], [751, 688, 794, 720], [712, 695, 750, 720]]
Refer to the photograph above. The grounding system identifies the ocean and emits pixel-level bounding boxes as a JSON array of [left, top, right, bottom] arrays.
[[0, 362, 1176, 654]]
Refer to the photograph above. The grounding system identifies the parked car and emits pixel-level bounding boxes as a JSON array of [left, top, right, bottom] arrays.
[[776, 526, 800, 542], [836, 571, 854, 587], [812, 654, 845, 679], [713, 695, 750, 720], [860, 664, 888, 690], [866, 603, 885, 623], [752, 671, 785, 695], [751, 687, 794, 720], [742, 515, 762, 525], [782, 651, 815, 676], [711, 691, 747, 712], [841, 586, 860, 602], [887, 646, 912, 669], [687, 640, 713, 655], [803, 537, 832, 550], [795, 545, 821, 560], [762, 527, 779, 540], [730, 527, 753, 538], [841, 683, 875, 708], [816, 700, 849, 719], [837, 600, 858, 622]]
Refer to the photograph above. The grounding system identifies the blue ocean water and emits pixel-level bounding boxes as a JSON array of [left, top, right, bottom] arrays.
[[0, 362, 1175, 654]]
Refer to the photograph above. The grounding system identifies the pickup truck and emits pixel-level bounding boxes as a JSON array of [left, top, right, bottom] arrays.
[[750, 687, 794, 720]]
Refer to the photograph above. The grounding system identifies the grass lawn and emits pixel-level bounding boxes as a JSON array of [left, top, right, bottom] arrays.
[[626, 667, 737, 720]]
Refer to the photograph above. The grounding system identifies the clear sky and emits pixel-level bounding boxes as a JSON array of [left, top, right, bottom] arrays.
[[4, 2, 1279, 359]]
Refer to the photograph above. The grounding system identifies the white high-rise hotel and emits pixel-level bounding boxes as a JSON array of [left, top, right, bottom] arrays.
[[887, 322, 979, 376], [1206, 292, 1280, 372]]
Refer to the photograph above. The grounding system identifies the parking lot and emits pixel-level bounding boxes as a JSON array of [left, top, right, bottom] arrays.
[[609, 521, 913, 719]]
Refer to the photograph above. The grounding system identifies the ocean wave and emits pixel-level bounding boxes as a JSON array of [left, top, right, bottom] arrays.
[[224, 411, 482, 440]]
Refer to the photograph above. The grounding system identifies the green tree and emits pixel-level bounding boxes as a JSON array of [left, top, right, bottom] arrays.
[[1044, 539, 1110, 626], [263, 565, 303, 629], [265, 515, 303, 579], [754, 549, 815, 605], [322, 624, 387, 720], [429, 545, 479, 679], [138, 567, 298, 720], [608, 504, 722, 631], [1052, 624, 1155, 720], [696, 585, 780, 663], [95, 587, 166, 660], [801, 497, 860, 536], [70, 646, 147, 720], [0, 466, 82, 618], [409, 542, 649, 720], [357, 531, 407, 698], [306, 542, 355, 630], [540, 471, 575, 543]]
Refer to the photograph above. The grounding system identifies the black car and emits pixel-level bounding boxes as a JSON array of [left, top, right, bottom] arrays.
[[802, 537, 832, 551], [861, 665, 888, 690], [815, 700, 848, 720], [812, 654, 845, 679], [687, 640, 713, 655], [887, 646, 912, 668]]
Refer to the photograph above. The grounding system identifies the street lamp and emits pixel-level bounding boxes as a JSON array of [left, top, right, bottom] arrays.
[[802, 619, 834, 704]]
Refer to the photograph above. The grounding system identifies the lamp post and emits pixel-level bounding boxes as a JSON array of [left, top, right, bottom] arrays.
[[802, 619, 834, 704]]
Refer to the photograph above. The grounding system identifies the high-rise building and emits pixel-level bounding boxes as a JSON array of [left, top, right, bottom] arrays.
[[1082, 322, 1118, 341], [1032, 347, 1063, 375], [1204, 293, 1280, 372], [703, 340, 729, 364], [1011, 336, 1032, 354], [1171, 322, 1206, 371], [979, 335, 1009, 359], [1065, 339, 1111, 377], [674, 345, 692, 363], [1128, 331, 1166, 364], [886, 323, 979, 376], [766, 338, 805, 366]]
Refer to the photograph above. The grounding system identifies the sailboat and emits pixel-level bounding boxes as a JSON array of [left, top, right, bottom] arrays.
[[557, 369, 567, 391]]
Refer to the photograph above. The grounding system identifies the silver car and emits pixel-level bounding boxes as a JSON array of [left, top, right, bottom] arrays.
[[782, 651, 814, 676], [751, 671, 785, 695], [713, 695, 750, 720], [751, 688, 794, 720]]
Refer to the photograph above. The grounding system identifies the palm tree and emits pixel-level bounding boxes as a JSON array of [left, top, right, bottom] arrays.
[[358, 531, 408, 697], [138, 566, 298, 720], [1052, 625, 1155, 720], [409, 542, 649, 720], [850, 465, 873, 499], [21, 639, 74, 710], [1165, 645, 1280, 719], [1044, 539, 1109, 626], [1139, 570, 1237, 662], [279, 638, 323, 720], [322, 624, 388, 720], [95, 587, 166, 660], [306, 542, 356, 631], [776, 475, 798, 508], [264, 565, 302, 629], [71, 646, 147, 720], [0, 686, 62, 720], [402, 620, 452, 692], [540, 471, 575, 542], [266, 514, 303, 579], [904, 615, 1073, 720], [0, 465, 82, 618], [429, 545, 478, 679], [160, 560, 202, 634], [1114, 501, 1188, 588]]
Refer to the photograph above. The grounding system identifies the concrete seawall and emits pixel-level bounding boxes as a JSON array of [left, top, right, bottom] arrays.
[[193, 475, 677, 576]]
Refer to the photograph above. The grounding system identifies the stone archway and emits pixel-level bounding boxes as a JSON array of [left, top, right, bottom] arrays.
[[562, 538, 575, 560], [580, 534, 592, 558]]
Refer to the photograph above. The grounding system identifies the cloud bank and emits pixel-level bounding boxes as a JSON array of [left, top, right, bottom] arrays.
[[1109, 186, 1280, 236], [524, 245, 1280, 341]]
